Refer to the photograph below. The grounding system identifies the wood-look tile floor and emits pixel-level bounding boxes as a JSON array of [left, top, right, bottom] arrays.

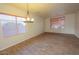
[[0, 33, 79, 55]]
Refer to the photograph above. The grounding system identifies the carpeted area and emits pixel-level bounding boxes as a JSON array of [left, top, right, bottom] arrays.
[[0, 33, 79, 55]]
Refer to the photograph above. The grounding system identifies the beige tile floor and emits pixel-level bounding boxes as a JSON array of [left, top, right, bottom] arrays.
[[0, 33, 79, 55]]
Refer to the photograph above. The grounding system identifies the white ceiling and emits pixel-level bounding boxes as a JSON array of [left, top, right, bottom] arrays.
[[7, 3, 79, 18]]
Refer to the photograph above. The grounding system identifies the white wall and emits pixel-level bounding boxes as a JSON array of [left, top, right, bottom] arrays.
[[75, 12, 79, 38], [0, 4, 44, 51], [45, 13, 75, 34]]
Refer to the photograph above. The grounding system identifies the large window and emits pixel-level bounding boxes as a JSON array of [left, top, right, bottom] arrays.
[[0, 14, 26, 37], [50, 16, 65, 29]]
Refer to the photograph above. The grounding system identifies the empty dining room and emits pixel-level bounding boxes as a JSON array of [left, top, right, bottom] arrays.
[[0, 3, 79, 55]]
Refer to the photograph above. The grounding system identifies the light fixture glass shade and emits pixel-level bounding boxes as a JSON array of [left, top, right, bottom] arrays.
[[27, 17, 30, 21]]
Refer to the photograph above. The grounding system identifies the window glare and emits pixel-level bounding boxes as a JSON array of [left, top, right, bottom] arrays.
[[0, 14, 26, 37], [17, 17, 26, 21], [50, 16, 65, 29], [0, 14, 15, 21]]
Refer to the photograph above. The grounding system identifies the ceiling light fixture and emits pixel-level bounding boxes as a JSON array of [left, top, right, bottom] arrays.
[[24, 3, 34, 23]]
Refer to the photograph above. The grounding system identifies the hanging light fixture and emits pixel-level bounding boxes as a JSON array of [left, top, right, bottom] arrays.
[[24, 3, 34, 23]]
